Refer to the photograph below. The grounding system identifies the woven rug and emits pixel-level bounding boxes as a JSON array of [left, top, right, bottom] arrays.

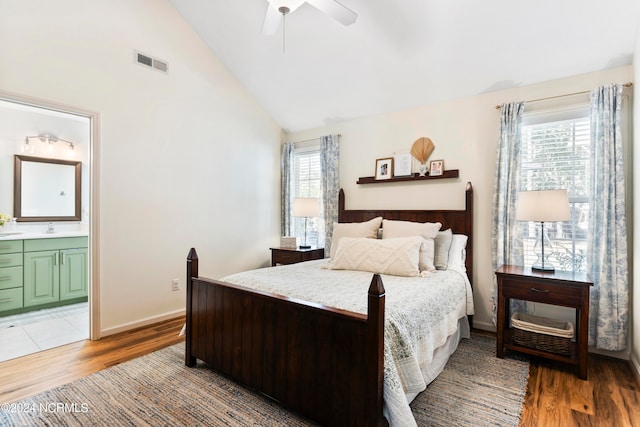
[[0, 333, 528, 426]]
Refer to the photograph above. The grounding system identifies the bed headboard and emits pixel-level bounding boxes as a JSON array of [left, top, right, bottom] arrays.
[[338, 182, 474, 284]]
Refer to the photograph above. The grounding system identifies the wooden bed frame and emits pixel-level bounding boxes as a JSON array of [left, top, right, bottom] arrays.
[[185, 182, 473, 426]]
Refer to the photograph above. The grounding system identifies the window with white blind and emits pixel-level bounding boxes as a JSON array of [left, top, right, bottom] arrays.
[[292, 145, 322, 247], [520, 105, 590, 272]]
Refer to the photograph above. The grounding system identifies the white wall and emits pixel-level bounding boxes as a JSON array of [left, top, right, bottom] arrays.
[[288, 66, 633, 332], [632, 27, 640, 380], [0, 0, 282, 334]]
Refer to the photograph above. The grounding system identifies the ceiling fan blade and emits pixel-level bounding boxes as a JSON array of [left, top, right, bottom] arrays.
[[261, 4, 282, 35], [306, 0, 357, 26]]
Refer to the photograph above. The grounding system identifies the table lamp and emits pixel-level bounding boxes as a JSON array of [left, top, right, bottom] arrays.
[[292, 197, 320, 249], [516, 189, 571, 272]]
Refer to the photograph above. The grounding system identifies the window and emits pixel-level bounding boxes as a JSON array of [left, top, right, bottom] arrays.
[[292, 145, 322, 247], [520, 105, 590, 272]]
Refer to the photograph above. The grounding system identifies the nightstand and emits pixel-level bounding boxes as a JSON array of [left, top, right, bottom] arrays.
[[495, 265, 593, 380], [270, 247, 325, 266]]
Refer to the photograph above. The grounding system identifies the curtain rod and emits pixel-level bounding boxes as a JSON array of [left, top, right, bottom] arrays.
[[494, 82, 633, 109], [288, 134, 341, 144]]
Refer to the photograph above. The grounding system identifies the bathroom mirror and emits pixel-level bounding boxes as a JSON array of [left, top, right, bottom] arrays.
[[14, 155, 81, 222]]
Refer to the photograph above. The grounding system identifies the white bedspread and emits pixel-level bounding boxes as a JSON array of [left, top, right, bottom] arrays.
[[222, 259, 474, 427]]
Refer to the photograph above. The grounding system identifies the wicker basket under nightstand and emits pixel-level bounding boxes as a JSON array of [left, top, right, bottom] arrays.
[[511, 312, 574, 356]]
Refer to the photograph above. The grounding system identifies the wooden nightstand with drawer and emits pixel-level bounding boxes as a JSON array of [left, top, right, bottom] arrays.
[[270, 247, 325, 266], [495, 264, 593, 380]]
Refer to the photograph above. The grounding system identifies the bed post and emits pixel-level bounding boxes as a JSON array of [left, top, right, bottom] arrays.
[[464, 182, 474, 328], [185, 248, 198, 367], [464, 182, 473, 283], [366, 274, 389, 427], [338, 188, 345, 222]]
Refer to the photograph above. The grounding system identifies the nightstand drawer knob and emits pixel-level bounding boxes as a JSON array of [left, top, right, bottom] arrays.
[[530, 288, 550, 293]]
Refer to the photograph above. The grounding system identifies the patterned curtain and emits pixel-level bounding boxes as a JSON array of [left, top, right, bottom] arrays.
[[491, 102, 526, 325], [587, 83, 628, 350], [320, 135, 340, 255], [281, 142, 294, 237]]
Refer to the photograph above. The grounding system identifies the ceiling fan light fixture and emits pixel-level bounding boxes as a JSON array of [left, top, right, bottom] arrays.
[[261, 0, 358, 38], [268, 0, 304, 14]]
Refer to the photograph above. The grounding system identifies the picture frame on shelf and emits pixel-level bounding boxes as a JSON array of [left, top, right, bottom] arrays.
[[375, 157, 393, 180], [393, 153, 412, 177], [429, 159, 444, 176]]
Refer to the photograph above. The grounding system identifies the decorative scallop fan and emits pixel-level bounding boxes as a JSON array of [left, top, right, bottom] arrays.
[[262, 0, 357, 35]]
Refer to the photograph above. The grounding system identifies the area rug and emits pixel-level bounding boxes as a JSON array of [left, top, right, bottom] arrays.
[[410, 333, 529, 426], [0, 333, 528, 426]]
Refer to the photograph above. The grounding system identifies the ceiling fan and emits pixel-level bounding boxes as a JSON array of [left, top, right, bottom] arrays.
[[261, 0, 358, 35]]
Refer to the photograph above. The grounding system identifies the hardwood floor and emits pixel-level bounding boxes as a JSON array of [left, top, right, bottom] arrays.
[[1, 319, 638, 426], [0, 316, 185, 404], [520, 353, 640, 426]]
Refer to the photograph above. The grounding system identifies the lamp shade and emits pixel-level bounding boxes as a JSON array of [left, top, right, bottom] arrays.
[[516, 190, 571, 222], [292, 197, 320, 218]]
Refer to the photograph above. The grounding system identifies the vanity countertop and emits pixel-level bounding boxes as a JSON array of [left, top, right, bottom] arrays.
[[0, 231, 88, 241]]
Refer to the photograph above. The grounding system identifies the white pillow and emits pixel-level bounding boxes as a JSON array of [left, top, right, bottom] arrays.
[[447, 234, 468, 271], [330, 216, 382, 258], [381, 219, 442, 272], [327, 236, 422, 277], [420, 239, 436, 272], [434, 229, 453, 270]]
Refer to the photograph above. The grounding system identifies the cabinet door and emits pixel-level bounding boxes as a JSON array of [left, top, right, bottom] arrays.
[[60, 248, 88, 300], [24, 250, 60, 307]]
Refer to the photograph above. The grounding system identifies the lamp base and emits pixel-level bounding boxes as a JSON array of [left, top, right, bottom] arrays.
[[298, 245, 311, 249], [531, 263, 555, 272]]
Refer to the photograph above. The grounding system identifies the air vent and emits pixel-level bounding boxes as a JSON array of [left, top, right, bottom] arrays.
[[135, 51, 168, 74]]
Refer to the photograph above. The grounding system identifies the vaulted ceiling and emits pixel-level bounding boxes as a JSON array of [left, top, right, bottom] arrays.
[[169, 0, 640, 132]]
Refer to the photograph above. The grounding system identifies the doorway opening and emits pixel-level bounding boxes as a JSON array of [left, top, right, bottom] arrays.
[[0, 94, 98, 362]]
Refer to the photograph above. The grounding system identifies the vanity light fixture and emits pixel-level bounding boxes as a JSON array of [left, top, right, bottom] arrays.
[[21, 137, 35, 154], [24, 135, 75, 152]]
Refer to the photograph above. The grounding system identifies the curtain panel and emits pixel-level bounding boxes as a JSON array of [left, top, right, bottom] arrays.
[[587, 83, 628, 351], [281, 142, 294, 237], [491, 102, 526, 325], [320, 135, 340, 254]]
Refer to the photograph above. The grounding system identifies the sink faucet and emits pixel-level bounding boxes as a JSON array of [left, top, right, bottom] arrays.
[[46, 222, 55, 233]]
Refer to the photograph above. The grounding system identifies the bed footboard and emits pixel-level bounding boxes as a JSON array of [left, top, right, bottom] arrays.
[[185, 248, 388, 427]]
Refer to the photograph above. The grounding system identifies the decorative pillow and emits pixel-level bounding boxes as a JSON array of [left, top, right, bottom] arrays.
[[381, 219, 442, 272], [330, 216, 383, 258], [420, 239, 436, 272], [447, 234, 468, 271], [434, 229, 453, 270], [327, 236, 422, 277]]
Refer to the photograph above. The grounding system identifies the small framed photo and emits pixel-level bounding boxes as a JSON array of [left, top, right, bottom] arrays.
[[393, 153, 412, 177], [429, 159, 444, 176], [375, 157, 393, 180]]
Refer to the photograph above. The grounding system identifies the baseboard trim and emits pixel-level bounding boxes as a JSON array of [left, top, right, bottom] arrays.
[[471, 320, 496, 333], [99, 309, 186, 338]]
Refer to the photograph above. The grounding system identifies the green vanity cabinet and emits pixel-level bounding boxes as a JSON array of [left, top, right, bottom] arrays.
[[23, 250, 59, 306], [0, 236, 88, 315], [0, 240, 24, 313], [23, 237, 88, 308], [60, 247, 88, 300]]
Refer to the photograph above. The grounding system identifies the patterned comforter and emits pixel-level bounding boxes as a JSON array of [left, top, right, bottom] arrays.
[[222, 259, 474, 427]]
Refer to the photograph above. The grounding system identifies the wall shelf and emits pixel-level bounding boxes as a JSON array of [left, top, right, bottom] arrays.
[[356, 169, 459, 184]]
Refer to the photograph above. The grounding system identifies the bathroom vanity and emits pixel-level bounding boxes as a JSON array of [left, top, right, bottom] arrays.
[[0, 233, 88, 316]]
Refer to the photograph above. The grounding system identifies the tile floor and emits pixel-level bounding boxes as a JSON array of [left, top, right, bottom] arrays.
[[0, 302, 88, 362]]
